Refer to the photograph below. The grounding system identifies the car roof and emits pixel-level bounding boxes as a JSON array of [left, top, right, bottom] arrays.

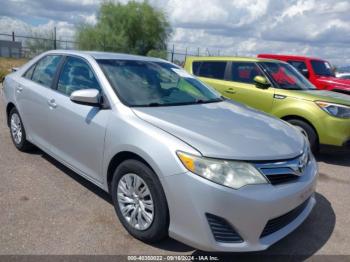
[[258, 54, 326, 61], [44, 49, 167, 62], [186, 56, 280, 63]]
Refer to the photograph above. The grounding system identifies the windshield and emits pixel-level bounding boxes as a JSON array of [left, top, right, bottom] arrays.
[[259, 62, 316, 90], [97, 59, 222, 107], [311, 60, 335, 77]]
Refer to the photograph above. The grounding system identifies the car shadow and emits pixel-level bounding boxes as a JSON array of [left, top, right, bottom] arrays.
[[316, 147, 350, 167], [32, 149, 335, 257]]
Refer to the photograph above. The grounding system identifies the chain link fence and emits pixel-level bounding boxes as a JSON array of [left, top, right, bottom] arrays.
[[0, 31, 222, 65]]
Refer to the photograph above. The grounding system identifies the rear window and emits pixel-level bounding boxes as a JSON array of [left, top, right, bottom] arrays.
[[192, 61, 227, 80], [31, 55, 62, 88]]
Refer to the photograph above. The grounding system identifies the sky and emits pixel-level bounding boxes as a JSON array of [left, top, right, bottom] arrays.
[[0, 0, 350, 66]]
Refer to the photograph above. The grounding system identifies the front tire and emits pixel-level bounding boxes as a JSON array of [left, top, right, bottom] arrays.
[[287, 119, 318, 153], [111, 159, 169, 243], [9, 108, 33, 152]]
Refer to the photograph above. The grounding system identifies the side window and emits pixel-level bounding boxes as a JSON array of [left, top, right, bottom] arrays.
[[23, 65, 36, 80], [192, 61, 227, 80], [287, 60, 307, 73], [31, 55, 62, 87], [57, 57, 101, 96], [231, 62, 263, 84]]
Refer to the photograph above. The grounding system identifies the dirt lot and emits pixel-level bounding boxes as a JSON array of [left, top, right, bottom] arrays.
[[0, 91, 349, 259], [0, 58, 28, 82]]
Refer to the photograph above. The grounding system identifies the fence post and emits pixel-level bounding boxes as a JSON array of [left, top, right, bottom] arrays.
[[12, 32, 15, 42], [53, 27, 57, 49], [171, 44, 175, 63]]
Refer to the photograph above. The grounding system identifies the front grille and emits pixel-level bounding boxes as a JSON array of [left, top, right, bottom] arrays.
[[255, 155, 308, 186], [265, 173, 299, 185], [206, 213, 243, 243], [260, 198, 310, 238]]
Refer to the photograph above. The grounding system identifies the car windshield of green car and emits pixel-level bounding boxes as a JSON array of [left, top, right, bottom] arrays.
[[98, 59, 223, 107], [260, 62, 316, 90]]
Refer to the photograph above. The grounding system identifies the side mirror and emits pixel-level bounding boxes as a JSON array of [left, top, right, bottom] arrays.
[[70, 89, 101, 106], [301, 68, 309, 79], [254, 76, 270, 89]]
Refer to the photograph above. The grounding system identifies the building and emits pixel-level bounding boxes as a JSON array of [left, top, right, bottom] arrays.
[[0, 40, 22, 58]]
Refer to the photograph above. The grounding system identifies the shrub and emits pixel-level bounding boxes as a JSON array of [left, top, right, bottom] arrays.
[[0, 69, 7, 83]]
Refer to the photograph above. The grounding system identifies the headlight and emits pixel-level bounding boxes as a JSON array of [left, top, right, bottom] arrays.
[[315, 101, 350, 118], [177, 151, 268, 189]]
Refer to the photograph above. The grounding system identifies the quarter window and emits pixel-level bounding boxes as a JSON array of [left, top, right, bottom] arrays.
[[23, 65, 36, 80], [230, 62, 263, 84], [31, 55, 62, 87], [57, 57, 100, 96], [193, 61, 227, 80]]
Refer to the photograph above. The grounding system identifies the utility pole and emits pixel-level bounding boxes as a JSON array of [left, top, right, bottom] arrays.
[[12, 32, 15, 42]]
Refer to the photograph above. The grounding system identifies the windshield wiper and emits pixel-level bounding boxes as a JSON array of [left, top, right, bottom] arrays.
[[194, 98, 223, 104], [147, 102, 163, 107]]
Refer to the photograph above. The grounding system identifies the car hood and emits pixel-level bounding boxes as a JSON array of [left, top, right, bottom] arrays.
[[285, 90, 350, 105], [317, 76, 350, 91], [132, 101, 304, 161]]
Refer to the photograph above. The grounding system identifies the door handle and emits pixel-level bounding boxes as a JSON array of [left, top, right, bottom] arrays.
[[16, 86, 23, 93], [225, 88, 236, 94], [47, 99, 57, 108], [274, 94, 287, 100]]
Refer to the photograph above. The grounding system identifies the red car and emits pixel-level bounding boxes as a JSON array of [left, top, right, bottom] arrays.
[[258, 54, 350, 95]]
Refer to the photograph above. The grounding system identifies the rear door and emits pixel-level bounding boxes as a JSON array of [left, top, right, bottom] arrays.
[[45, 56, 110, 183], [226, 62, 275, 112], [191, 61, 235, 96], [16, 55, 63, 150]]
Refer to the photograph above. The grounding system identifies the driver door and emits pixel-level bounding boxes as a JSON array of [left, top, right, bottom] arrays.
[[225, 62, 275, 113]]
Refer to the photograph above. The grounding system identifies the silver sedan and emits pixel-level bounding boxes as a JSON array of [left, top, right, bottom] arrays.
[[1, 50, 318, 252]]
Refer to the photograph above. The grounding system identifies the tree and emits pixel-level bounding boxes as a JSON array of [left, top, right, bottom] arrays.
[[146, 49, 168, 60], [76, 1, 171, 56]]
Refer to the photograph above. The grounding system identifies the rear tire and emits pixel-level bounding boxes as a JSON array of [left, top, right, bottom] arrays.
[[287, 119, 318, 153], [9, 108, 33, 152], [111, 159, 169, 243]]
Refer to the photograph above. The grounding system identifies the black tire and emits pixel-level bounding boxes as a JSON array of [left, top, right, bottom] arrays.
[[9, 107, 33, 152], [287, 119, 318, 153], [111, 159, 169, 243]]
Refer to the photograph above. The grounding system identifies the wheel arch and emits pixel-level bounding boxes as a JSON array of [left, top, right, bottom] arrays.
[[6, 102, 16, 127], [281, 115, 319, 143], [106, 151, 156, 194]]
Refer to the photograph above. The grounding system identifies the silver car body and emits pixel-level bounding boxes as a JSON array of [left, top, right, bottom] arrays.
[[1, 50, 318, 252]]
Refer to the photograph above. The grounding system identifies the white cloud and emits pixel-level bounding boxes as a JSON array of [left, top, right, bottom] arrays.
[[1, 0, 350, 66]]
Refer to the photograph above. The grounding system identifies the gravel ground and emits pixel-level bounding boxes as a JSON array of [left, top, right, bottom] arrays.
[[0, 92, 349, 259]]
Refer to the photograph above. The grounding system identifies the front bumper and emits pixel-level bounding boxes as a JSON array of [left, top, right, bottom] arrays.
[[163, 157, 318, 252], [318, 115, 350, 147]]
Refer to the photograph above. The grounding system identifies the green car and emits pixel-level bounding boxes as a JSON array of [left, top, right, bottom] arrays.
[[184, 56, 350, 151]]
